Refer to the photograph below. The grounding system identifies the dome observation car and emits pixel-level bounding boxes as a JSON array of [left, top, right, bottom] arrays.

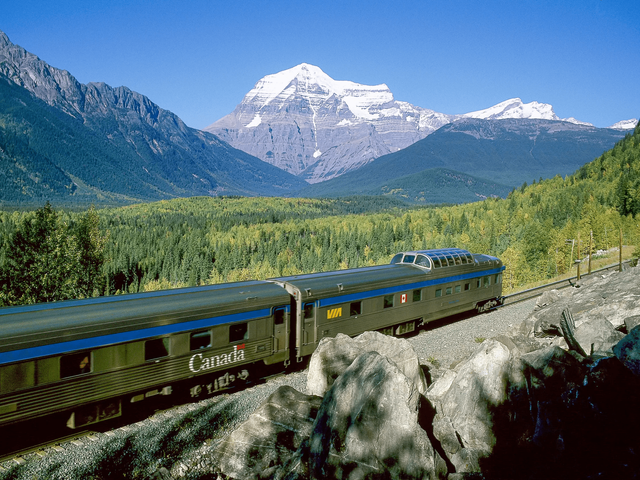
[[390, 248, 476, 270]]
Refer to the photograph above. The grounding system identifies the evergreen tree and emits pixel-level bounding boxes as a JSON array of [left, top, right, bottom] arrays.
[[0, 203, 107, 306]]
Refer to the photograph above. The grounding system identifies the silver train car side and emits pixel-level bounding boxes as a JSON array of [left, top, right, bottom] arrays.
[[0, 248, 504, 429]]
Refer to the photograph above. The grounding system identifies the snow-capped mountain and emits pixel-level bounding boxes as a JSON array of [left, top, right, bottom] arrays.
[[205, 64, 458, 183], [462, 98, 596, 127], [205, 64, 628, 183], [608, 119, 638, 130]]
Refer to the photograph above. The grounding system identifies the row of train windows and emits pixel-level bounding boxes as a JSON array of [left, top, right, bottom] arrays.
[[0, 322, 252, 392], [60, 323, 251, 379], [330, 274, 502, 315], [314, 273, 502, 317]]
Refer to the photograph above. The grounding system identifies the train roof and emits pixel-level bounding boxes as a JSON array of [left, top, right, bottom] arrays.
[[0, 281, 291, 357], [271, 249, 503, 302]]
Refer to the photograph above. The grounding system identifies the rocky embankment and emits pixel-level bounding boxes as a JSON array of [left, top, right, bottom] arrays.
[[4, 265, 639, 479], [211, 264, 640, 480]]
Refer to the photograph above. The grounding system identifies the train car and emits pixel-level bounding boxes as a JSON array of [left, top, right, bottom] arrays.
[[0, 281, 291, 429], [0, 247, 503, 432], [271, 248, 504, 361]]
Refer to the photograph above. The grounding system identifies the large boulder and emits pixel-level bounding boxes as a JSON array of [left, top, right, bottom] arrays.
[[514, 266, 640, 338], [306, 331, 427, 397], [439, 340, 512, 451], [307, 351, 447, 480], [573, 315, 625, 355], [212, 386, 323, 480]]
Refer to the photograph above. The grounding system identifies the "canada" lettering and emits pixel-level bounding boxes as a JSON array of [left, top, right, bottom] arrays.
[[189, 344, 246, 373]]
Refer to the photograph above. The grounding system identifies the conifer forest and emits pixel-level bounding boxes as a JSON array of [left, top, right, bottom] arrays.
[[1, 124, 639, 307]]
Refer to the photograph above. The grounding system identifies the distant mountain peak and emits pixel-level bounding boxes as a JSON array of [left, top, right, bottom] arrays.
[[608, 119, 639, 130], [206, 63, 449, 182], [463, 98, 559, 121], [242, 63, 394, 119]]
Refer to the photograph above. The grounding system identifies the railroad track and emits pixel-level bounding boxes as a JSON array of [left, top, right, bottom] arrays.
[[0, 430, 96, 470], [501, 259, 633, 307]]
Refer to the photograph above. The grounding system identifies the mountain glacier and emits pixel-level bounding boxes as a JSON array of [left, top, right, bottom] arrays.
[[205, 63, 632, 184]]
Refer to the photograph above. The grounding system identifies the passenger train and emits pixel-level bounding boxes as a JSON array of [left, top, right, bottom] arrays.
[[0, 248, 503, 431]]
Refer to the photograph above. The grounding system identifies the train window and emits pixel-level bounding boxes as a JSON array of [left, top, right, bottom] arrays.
[[483, 276, 491, 287], [464, 283, 470, 291], [350, 301, 362, 316], [432, 258, 442, 268], [476, 279, 481, 288], [303, 303, 315, 320], [403, 255, 415, 264], [446, 287, 453, 295], [455, 285, 461, 293], [413, 289, 422, 302], [274, 307, 286, 325], [190, 330, 212, 351], [415, 255, 431, 268], [445, 255, 454, 266], [383, 295, 394, 308], [435, 289, 442, 297], [390, 254, 403, 264], [230, 323, 249, 342], [145, 338, 170, 361], [466, 254, 474, 263], [453, 255, 462, 265], [61, 352, 92, 378], [495, 274, 502, 284]]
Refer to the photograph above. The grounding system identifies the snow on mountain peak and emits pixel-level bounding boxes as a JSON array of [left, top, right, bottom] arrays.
[[463, 98, 559, 121], [241, 63, 393, 119], [608, 119, 638, 130]]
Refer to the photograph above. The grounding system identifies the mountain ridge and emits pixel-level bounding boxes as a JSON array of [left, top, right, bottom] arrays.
[[205, 63, 636, 184], [0, 30, 307, 205], [293, 118, 628, 202]]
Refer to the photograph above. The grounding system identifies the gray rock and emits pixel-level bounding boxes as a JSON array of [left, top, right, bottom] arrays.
[[573, 315, 625, 355], [535, 289, 562, 309], [433, 413, 462, 455], [212, 385, 323, 480], [449, 448, 482, 474], [306, 331, 427, 397], [148, 467, 174, 480], [308, 351, 446, 480], [613, 325, 640, 376], [624, 315, 640, 332], [520, 265, 640, 337], [437, 340, 512, 456]]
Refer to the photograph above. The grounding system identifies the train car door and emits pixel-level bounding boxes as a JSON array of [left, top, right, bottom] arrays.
[[273, 306, 288, 353], [300, 300, 317, 359]]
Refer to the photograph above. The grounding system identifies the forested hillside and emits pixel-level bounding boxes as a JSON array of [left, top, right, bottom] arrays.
[[0, 122, 638, 305]]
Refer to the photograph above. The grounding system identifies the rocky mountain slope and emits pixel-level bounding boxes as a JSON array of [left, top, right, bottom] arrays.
[[205, 63, 456, 183], [0, 30, 307, 205], [295, 118, 628, 201], [205, 63, 636, 184]]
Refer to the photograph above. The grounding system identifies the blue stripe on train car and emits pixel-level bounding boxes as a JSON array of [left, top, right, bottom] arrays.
[[0, 307, 279, 365], [318, 267, 505, 307]]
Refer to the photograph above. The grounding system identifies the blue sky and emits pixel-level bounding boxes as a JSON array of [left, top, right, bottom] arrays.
[[3, 0, 639, 129]]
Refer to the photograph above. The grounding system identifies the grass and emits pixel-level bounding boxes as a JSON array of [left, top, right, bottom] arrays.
[[427, 356, 441, 368], [504, 246, 637, 295]]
